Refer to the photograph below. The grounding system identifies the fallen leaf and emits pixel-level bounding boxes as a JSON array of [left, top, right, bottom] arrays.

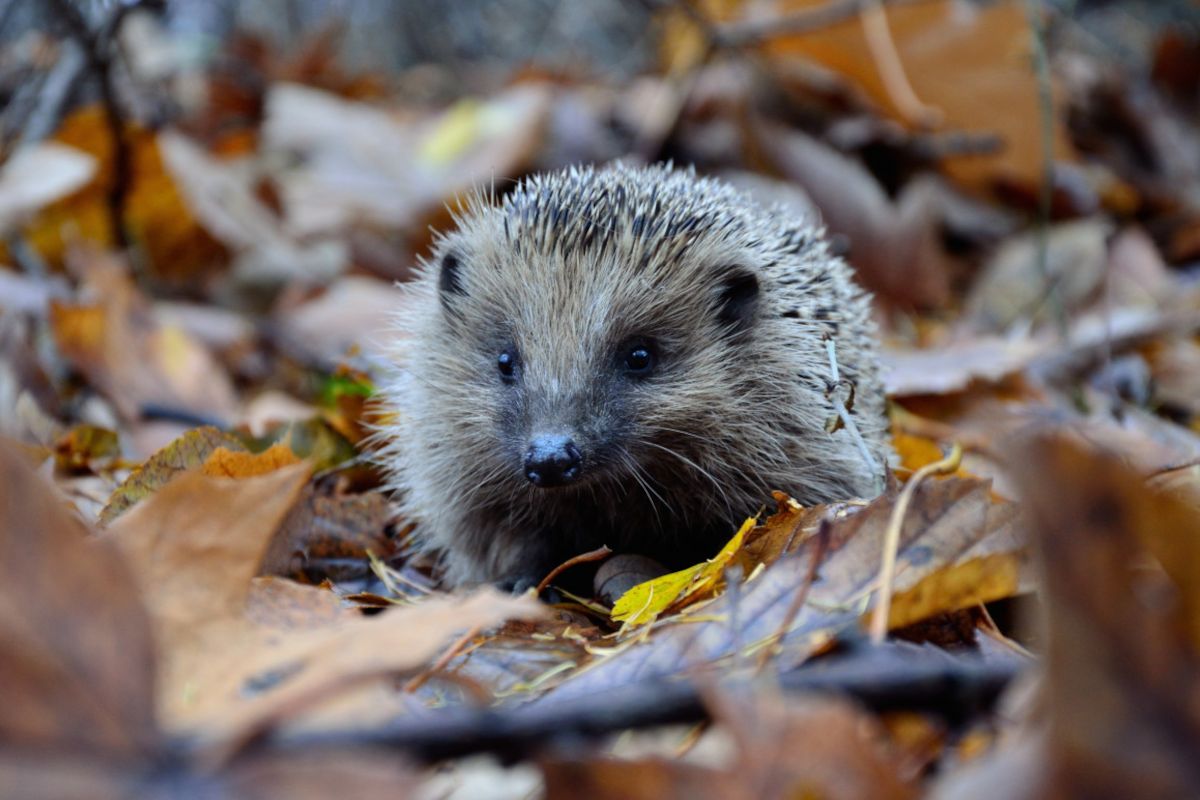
[[262, 82, 551, 239], [712, 689, 919, 800], [25, 105, 227, 284], [201, 442, 302, 478], [274, 275, 412, 366], [0, 441, 420, 798], [749, 120, 955, 308], [99, 425, 247, 524], [0, 438, 158, 758], [543, 757, 740, 800], [545, 477, 1026, 703], [106, 464, 312, 644], [1007, 434, 1200, 797], [761, 0, 1074, 194], [261, 486, 397, 581], [104, 460, 542, 741], [49, 251, 237, 423], [158, 131, 348, 288], [0, 143, 95, 232], [612, 516, 755, 627], [965, 218, 1111, 333], [52, 424, 121, 474]]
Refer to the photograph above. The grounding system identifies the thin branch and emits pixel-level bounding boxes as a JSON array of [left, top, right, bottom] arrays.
[[43, 0, 164, 253], [536, 545, 612, 596], [859, 0, 942, 127], [403, 624, 483, 693], [259, 642, 1022, 763], [712, 0, 940, 48], [1023, 0, 1068, 339], [868, 443, 962, 644], [755, 516, 831, 672], [15, 43, 88, 148]]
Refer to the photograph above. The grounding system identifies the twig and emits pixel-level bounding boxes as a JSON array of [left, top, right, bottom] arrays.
[[868, 443, 962, 644], [262, 642, 1021, 763], [45, 0, 164, 253], [535, 545, 612, 595], [824, 335, 884, 494], [402, 624, 483, 693], [713, 0, 939, 48], [14, 43, 88, 148], [859, 0, 942, 127], [1023, 0, 1068, 339], [725, 564, 744, 669], [755, 516, 831, 671]]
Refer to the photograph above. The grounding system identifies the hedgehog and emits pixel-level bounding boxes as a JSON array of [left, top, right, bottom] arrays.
[[377, 163, 890, 589]]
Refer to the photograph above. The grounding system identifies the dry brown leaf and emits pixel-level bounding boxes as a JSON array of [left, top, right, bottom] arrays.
[[543, 756, 740, 800], [761, 0, 1074, 194], [883, 338, 1045, 396], [205, 590, 545, 743], [49, 252, 237, 423], [158, 131, 348, 287], [965, 219, 1111, 333], [736, 491, 830, 567], [25, 105, 227, 284], [0, 438, 158, 758], [244, 576, 360, 630], [0, 444, 421, 797], [545, 477, 1024, 702], [545, 690, 917, 800], [106, 463, 311, 641], [261, 486, 397, 580], [1007, 434, 1200, 797], [104, 460, 541, 741], [712, 690, 919, 800], [749, 120, 954, 308], [262, 82, 551, 239], [275, 275, 411, 365]]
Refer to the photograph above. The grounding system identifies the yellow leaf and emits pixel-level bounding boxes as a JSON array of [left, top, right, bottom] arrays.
[[876, 552, 1023, 631], [612, 516, 756, 627], [419, 99, 483, 165], [14, 105, 227, 284]]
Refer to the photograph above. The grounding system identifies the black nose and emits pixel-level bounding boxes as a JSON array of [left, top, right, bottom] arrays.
[[524, 435, 583, 488]]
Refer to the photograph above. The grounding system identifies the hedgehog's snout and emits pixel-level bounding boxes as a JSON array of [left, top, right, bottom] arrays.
[[524, 434, 583, 488]]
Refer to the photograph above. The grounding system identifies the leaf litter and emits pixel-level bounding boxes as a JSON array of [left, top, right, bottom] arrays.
[[3, 0, 1200, 797]]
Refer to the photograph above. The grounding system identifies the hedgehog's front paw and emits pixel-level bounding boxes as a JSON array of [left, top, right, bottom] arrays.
[[496, 568, 547, 595]]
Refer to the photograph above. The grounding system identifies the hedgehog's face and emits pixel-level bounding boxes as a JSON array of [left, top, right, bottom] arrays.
[[432, 231, 763, 498]]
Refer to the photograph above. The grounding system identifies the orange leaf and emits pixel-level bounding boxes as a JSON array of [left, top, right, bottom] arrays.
[[201, 443, 303, 478]]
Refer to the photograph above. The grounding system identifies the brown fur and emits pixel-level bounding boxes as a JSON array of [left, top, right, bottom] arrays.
[[376, 164, 890, 588]]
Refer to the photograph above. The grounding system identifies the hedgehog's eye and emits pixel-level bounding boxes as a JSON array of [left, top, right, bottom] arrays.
[[621, 341, 655, 376], [497, 350, 518, 383]]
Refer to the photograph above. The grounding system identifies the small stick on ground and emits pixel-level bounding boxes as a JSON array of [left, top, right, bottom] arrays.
[[403, 624, 483, 693], [45, 0, 163, 253], [756, 516, 832, 672], [860, 0, 943, 127], [868, 443, 962, 645], [714, 0, 935, 48], [536, 544, 613, 595]]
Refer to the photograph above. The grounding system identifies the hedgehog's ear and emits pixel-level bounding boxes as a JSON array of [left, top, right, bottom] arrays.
[[715, 268, 759, 336], [439, 251, 466, 298]]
